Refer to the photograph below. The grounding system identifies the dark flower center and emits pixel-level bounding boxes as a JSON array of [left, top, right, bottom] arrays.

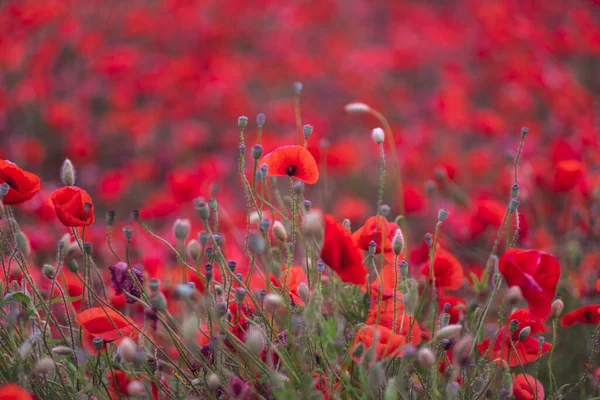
[[584, 310, 592, 322], [3, 178, 18, 190], [285, 164, 297, 176]]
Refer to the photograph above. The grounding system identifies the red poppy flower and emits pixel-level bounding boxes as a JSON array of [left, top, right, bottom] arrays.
[[50, 186, 95, 227], [499, 249, 560, 320], [350, 325, 406, 362], [0, 160, 41, 205], [477, 309, 551, 367], [513, 374, 545, 400], [552, 159, 585, 192], [439, 294, 466, 324], [0, 384, 33, 400], [107, 370, 137, 399], [321, 215, 367, 285], [260, 145, 319, 184], [352, 216, 399, 254], [420, 248, 464, 291], [75, 307, 137, 342], [272, 266, 308, 306], [365, 297, 422, 345], [560, 305, 600, 327]]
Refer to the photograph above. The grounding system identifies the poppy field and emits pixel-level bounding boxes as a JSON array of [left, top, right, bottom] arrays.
[[1, 0, 600, 399]]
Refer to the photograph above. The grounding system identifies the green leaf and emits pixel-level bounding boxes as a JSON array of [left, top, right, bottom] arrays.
[[3, 292, 31, 305]]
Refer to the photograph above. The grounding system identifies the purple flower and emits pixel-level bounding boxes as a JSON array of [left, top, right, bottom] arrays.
[[228, 376, 251, 400], [109, 262, 144, 303]]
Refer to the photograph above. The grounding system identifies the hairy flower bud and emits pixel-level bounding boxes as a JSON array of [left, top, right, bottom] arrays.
[[272, 221, 287, 242], [173, 218, 191, 240], [392, 229, 405, 256], [551, 299, 564, 318], [238, 116, 248, 129], [518, 326, 531, 341], [298, 282, 309, 304], [245, 327, 265, 355], [16, 231, 30, 257], [60, 158, 76, 186], [119, 338, 137, 362], [371, 127, 385, 144], [344, 102, 371, 113], [434, 324, 462, 340], [417, 348, 435, 368], [34, 357, 55, 375], [42, 264, 56, 280]]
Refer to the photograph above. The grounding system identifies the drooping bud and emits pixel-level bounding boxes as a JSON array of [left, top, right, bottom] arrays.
[[272, 221, 287, 242], [344, 102, 371, 113], [238, 116, 248, 129], [551, 299, 564, 318], [417, 348, 435, 368], [66, 259, 78, 273], [173, 218, 191, 240], [371, 127, 385, 144], [392, 229, 405, 256], [298, 282, 309, 304], [42, 264, 56, 280], [60, 158, 76, 186]]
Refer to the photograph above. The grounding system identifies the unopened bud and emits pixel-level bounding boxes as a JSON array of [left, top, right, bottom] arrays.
[[392, 229, 405, 256], [380, 204, 390, 217], [42, 264, 56, 280], [148, 278, 160, 293], [245, 327, 265, 355], [272, 221, 287, 242], [264, 293, 284, 311], [187, 240, 201, 262], [317, 259, 325, 273], [417, 348, 435, 368], [551, 299, 564, 318], [16, 231, 30, 257], [509, 319, 519, 334], [518, 326, 531, 341], [34, 357, 55, 375], [433, 324, 462, 340], [67, 259, 78, 273], [344, 102, 371, 113], [60, 158, 76, 186], [352, 343, 365, 360], [51, 346, 73, 356], [298, 282, 309, 303], [127, 381, 145, 397], [249, 232, 265, 254], [235, 288, 246, 303], [149, 293, 167, 312], [440, 313, 451, 328], [173, 218, 191, 240], [506, 286, 523, 305], [207, 373, 221, 390], [119, 338, 137, 362], [371, 127, 385, 144], [303, 200, 312, 212], [538, 336, 545, 347]]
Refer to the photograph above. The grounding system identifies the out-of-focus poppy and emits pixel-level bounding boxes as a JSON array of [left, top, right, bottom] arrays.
[[0, 383, 33, 400], [272, 266, 308, 306], [261, 145, 319, 184], [499, 249, 560, 321], [513, 373, 545, 400], [477, 309, 551, 367], [420, 248, 464, 291], [350, 325, 406, 363], [438, 294, 466, 324], [365, 297, 421, 345], [0, 160, 41, 205], [552, 159, 585, 192], [107, 370, 137, 399], [560, 305, 600, 327], [50, 186, 95, 227], [321, 215, 367, 285], [75, 307, 137, 342], [352, 216, 400, 254]]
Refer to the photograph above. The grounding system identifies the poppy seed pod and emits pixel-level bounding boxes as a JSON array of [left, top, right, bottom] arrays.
[[123, 226, 133, 241], [92, 337, 104, 351], [316, 259, 325, 273], [424, 233, 433, 248], [272, 221, 287, 242], [344, 102, 371, 113], [252, 144, 263, 160], [303, 124, 313, 139], [259, 218, 270, 233], [368, 240, 377, 255], [511, 184, 520, 198], [521, 127, 529, 137], [238, 116, 248, 129], [303, 200, 312, 211], [437, 209, 449, 222], [509, 198, 519, 212], [371, 127, 385, 144], [173, 218, 191, 240], [235, 288, 246, 303], [194, 198, 210, 220], [60, 158, 76, 186], [256, 113, 266, 128]]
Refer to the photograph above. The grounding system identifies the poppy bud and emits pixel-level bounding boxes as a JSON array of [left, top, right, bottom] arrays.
[[42, 264, 56, 280], [380, 204, 390, 217], [51, 346, 73, 355], [235, 288, 246, 303], [256, 113, 266, 128], [92, 337, 104, 351], [521, 127, 529, 137], [119, 338, 137, 362], [392, 229, 405, 256], [149, 293, 167, 312], [227, 260, 237, 272], [67, 259, 78, 273], [249, 232, 266, 253], [238, 116, 248, 129], [0, 183, 9, 199], [209, 197, 218, 211], [187, 240, 201, 262], [303, 200, 312, 212], [245, 327, 265, 355], [509, 198, 519, 212], [194, 198, 210, 220], [148, 278, 160, 293], [293, 181, 304, 194], [399, 260, 408, 277], [518, 326, 531, 341], [538, 336, 545, 347], [272, 221, 287, 242], [433, 324, 462, 340], [123, 226, 133, 241], [509, 319, 520, 334], [417, 348, 435, 368], [551, 299, 564, 318], [198, 231, 210, 245], [34, 357, 55, 375], [264, 293, 284, 311], [344, 102, 371, 113], [303, 124, 313, 139], [259, 218, 270, 233], [317, 259, 325, 273], [252, 144, 263, 160], [438, 209, 449, 222], [367, 240, 377, 255], [106, 210, 116, 226], [173, 218, 191, 240], [371, 127, 385, 144], [207, 373, 221, 390], [60, 158, 76, 186], [511, 184, 519, 198], [293, 81, 303, 94], [127, 381, 145, 397], [441, 312, 451, 328], [16, 231, 30, 256], [505, 286, 522, 305], [298, 282, 309, 303], [424, 233, 433, 248]]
